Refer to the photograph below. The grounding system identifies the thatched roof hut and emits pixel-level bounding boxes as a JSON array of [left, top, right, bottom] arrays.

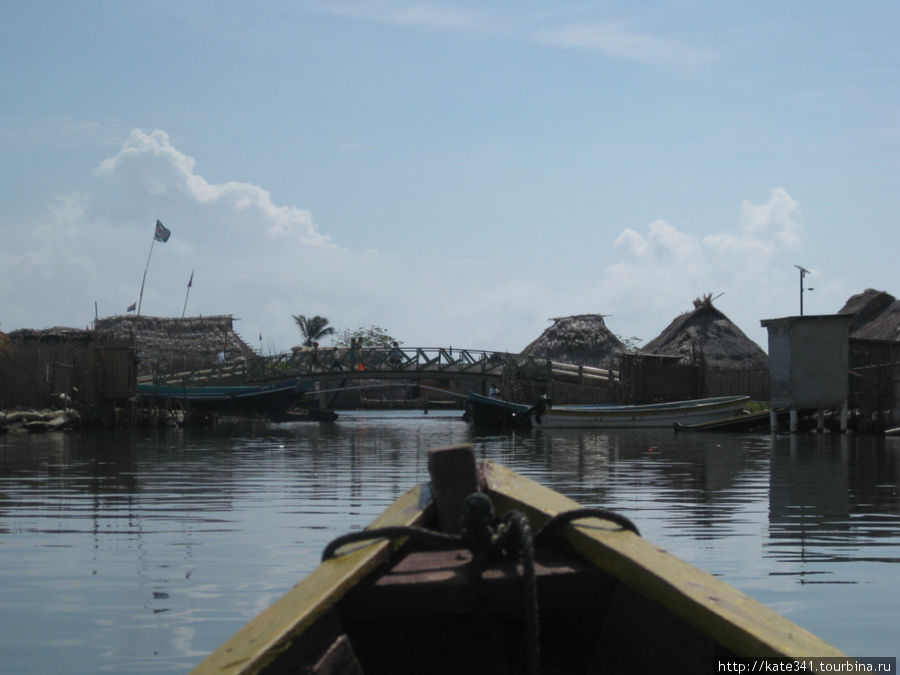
[[94, 315, 255, 375], [642, 295, 768, 369], [837, 289, 900, 341], [7, 326, 94, 345], [520, 314, 626, 368]]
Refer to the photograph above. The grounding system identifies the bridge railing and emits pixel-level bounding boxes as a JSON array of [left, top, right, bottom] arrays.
[[140, 347, 523, 386], [138, 346, 619, 388], [252, 346, 516, 378]]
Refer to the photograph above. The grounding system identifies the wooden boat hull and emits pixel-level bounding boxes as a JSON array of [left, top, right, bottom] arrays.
[[136, 378, 312, 415], [465, 390, 534, 429], [192, 443, 843, 674], [536, 395, 750, 428], [674, 408, 788, 432]]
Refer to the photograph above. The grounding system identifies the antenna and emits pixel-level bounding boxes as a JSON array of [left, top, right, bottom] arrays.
[[794, 265, 814, 315]]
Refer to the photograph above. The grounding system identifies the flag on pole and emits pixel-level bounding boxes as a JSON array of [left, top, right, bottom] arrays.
[[187, 270, 193, 288], [154, 219, 171, 242], [127, 302, 137, 312]]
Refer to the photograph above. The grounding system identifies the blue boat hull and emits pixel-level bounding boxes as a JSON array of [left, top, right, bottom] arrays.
[[465, 391, 534, 429], [137, 379, 313, 416]]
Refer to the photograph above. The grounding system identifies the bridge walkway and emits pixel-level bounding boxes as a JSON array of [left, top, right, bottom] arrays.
[[137, 346, 617, 391]]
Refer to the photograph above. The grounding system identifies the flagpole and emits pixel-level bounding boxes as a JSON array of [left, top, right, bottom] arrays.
[[181, 269, 194, 318], [137, 235, 156, 316]]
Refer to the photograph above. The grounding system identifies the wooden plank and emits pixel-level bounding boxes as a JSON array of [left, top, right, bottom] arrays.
[[589, 583, 720, 671], [427, 444, 481, 533], [309, 634, 363, 675], [339, 547, 611, 619], [190, 485, 432, 675], [481, 460, 845, 659]]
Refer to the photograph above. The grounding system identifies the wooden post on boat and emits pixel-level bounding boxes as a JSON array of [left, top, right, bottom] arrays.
[[427, 444, 482, 533]]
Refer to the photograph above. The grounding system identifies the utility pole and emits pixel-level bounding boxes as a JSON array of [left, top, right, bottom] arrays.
[[794, 265, 813, 315]]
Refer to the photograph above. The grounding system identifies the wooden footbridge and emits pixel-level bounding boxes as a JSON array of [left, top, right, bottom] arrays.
[[138, 346, 618, 407]]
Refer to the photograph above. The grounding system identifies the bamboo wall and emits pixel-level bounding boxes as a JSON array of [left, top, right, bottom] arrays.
[[0, 330, 135, 409], [619, 354, 701, 403], [848, 338, 899, 426], [617, 354, 769, 403], [703, 367, 770, 401]]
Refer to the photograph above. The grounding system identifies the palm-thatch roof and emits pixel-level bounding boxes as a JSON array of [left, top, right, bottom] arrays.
[[8, 326, 94, 345], [520, 314, 626, 368], [837, 289, 900, 341], [642, 295, 768, 369], [94, 315, 255, 375]]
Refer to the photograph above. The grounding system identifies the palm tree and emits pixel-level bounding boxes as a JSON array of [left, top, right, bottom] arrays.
[[293, 314, 335, 347]]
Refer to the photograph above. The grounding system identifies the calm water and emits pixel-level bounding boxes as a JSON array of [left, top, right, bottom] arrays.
[[1, 410, 898, 673]]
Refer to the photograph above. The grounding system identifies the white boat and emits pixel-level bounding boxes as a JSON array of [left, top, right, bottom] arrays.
[[534, 395, 750, 428]]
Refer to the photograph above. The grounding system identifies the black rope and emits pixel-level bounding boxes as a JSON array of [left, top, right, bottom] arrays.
[[498, 509, 539, 675], [457, 494, 540, 675], [321, 526, 459, 561], [535, 507, 641, 542], [320, 493, 640, 675]]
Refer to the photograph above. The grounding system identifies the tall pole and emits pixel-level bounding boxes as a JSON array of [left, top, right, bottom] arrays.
[[795, 265, 810, 316], [137, 236, 157, 316], [181, 269, 194, 319]]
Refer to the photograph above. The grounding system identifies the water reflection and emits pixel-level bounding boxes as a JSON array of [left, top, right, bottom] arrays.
[[770, 435, 900, 572], [1, 414, 899, 671]]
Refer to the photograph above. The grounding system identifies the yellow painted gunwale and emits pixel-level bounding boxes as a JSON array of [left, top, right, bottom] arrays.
[[193, 458, 844, 674], [191, 485, 431, 675], [482, 460, 844, 659]]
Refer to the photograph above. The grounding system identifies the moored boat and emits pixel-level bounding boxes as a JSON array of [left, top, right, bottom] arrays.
[[465, 390, 537, 429], [534, 395, 750, 428], [674, 407, 788, 432], [136, 378, 313, 415], [192, 443, 844, 674]]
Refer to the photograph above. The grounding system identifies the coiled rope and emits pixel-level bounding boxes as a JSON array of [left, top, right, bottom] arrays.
[[322, 493, 640, 675]]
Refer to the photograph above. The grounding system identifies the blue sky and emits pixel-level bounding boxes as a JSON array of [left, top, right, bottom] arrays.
[[1, 1, 897, 354]]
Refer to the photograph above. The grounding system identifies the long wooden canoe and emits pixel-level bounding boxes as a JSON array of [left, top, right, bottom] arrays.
[[136, 378, 311, 415], [674, 408, 789, 432], [535, 395, 750, 428], [192, 444, 844, 674]]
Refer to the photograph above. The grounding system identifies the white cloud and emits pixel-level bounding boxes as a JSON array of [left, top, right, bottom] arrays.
[[592, 190, 808, 347], [47, 192, 87, 225], [98, 129, 196, 179], [536, 21, 712, 66], [97, 130, 331, 247], [0, 129, 831, 356], [613, 227, 648, 256], [325, 5, 710, 66], [1, 129, 344, 341], [328, 3, 486, 32], [737, 187, 802, 248]]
